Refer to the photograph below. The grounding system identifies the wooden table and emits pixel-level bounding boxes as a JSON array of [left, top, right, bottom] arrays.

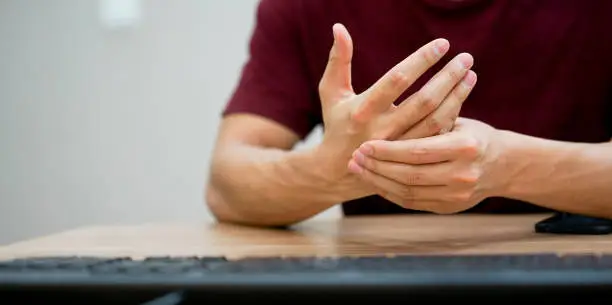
[[1, 214, 612, 260]]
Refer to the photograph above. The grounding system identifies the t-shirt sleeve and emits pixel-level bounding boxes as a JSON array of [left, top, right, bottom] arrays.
[[222, 0, 320, 140]]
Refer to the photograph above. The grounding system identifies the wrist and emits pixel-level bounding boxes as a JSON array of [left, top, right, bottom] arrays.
[[491, 129, 546, 199], [491, 129, 585, 200], [307, 144, 373, 201]]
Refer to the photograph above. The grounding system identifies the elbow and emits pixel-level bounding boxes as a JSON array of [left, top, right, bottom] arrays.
[[204, 180, 238, 224], [204, 182, 300, 229]]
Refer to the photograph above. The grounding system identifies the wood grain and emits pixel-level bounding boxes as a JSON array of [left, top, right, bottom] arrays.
[[1, 214, 612, 260]]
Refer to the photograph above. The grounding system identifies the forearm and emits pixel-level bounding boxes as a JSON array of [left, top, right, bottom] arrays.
[[496, 130, 612, 218], [206, 143, 368, 227]]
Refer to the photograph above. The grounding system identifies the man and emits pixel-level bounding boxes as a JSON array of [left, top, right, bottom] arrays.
[[205, 0, 612, 227]]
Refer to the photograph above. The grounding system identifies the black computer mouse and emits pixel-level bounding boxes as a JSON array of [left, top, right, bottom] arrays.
[[535, 212, 612, 235]]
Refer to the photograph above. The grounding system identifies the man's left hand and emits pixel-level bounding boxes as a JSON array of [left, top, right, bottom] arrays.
[[347, 118, 506, 214]]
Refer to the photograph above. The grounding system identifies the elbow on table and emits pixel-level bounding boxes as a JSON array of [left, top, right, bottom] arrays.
[[203, 182, 298, 229], [204, 181, 238, 224]]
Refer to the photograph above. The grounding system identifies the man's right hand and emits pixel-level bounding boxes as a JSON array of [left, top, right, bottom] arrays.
[[314, 23, 477, 184]]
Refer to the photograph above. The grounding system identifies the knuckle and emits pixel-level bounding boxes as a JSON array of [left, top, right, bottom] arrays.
[[459, 134, 478, 147], [468, 166, 483, 179], [425, 117, 443, 133], [402, 172, 423, 185], [442, 121, 456, 134], [349, 107, 361, 121], [445, 67, 462, 82], [417, 93, 438, 112], [408, 146, 428, 163], [453, 167, 481, 184], [458, 136, 481, 158], [449, 112, 460, 124], [421, 48, 437, 66], [327, 48, 340, 63], [327, 48, 351, 67], [349, 108, 369, 126], [368, 141, 385, 157], [388, 69, 409, 89], [436, 117, 455, 134], [451, 191, 473, 203]]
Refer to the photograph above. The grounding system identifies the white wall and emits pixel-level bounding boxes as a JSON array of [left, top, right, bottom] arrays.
[[0, 0, 336, 245]]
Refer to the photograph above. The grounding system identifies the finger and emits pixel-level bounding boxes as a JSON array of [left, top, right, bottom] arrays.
[[351, 150, 450, 186], [348, 159, 445, 201], [357, 135, 478, 164], [388, 53, 473, 136], [352, 38, 450, 122], [376, 191, 443, 213], [319, 23, 354, 105], [400, 70, 477, 140]]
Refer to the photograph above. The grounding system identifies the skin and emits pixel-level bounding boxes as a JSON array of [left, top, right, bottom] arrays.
[[349, 118, 612, 219], [205, 24, 477, 227]]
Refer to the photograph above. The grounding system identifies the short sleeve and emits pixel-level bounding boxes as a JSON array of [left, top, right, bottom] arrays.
[[222, 0, 321, 140], [608, 97, 612, 139]]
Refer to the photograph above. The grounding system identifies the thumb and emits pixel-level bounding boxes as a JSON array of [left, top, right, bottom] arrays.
[[319, 23, 354, 106]]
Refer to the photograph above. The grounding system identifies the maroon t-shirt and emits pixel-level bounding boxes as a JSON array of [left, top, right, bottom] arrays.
[[223, 0, 612, 215]]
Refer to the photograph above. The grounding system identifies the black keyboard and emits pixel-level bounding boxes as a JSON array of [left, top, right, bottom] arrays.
[[2, 253, 612, 304]]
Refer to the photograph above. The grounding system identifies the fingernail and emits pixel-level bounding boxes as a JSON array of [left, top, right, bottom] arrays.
[[354, 151, 365, 165], [434, 39, 450, 57], [457, 53, 473, 69], [462, 70, 477, 88], [347, 159, 363, 174], [359, 143, 374, 156]]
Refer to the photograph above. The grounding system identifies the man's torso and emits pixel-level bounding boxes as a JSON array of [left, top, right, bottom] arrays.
[[227, 0, 612, 215], [290, 0, 612, 215]]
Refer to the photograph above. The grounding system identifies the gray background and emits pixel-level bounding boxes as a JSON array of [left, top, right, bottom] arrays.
[[0, 0, 337, 245]]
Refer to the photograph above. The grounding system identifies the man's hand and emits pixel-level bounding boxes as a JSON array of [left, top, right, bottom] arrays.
[[347, 118, 504, 214], [315, 23, 477, 183]]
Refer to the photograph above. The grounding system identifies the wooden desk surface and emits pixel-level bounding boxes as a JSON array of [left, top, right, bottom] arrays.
[[1, 214, 612, 260]]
